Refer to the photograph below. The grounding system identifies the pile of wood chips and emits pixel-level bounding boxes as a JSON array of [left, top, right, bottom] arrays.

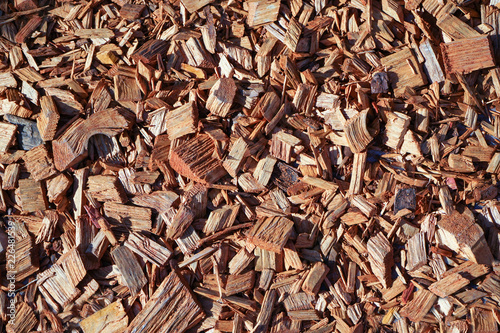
[[2, 0, 500, 332]]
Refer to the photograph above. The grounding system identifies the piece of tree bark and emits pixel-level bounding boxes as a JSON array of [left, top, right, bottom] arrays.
[[131, 39, 168, 64], [124, 232, 172, 266], [203, 204, 240, 235], [37, 95, 60, 141], [169, 134, 227, 184], [52, 108, 134, 171], [37, 263, 81, 311], [103, 202, 152, 238], [23, 144, 58, 182], [80, 300, 128, 333], [5, 302, 37, 333], [247, 216, 294, 253], [19, 178, 48, 213], [253, 155, 277, 187], [440, 36, 495, 74], [406, 232, 427, 271], [165, 102, 197, 140], [380, 47, 426, 95], [437, 209, 494, 266], [270, 131, 301, 163], [0, 122, 17, 153], [15, 16, 42, 44], [223, 137, 249, 177], [253, 289, 277, 333], [344, 110, 373, 153], [247, 0, 281, 27], [125, 269, 204, 333], [111, 246, 147, 297], [206, 78, 237, 117], [302, 262, 330, 295], [2, 163, 20, 190], [120, 4, 146, 20], [367, 232, 393, 288], [5, 115, 43, 150], [87, 175, 127, 203], [400, 288, 437, 322]]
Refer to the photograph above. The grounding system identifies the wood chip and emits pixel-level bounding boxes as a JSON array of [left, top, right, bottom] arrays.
[[2, 1, 500, 332], [247, 216, 294, 253]]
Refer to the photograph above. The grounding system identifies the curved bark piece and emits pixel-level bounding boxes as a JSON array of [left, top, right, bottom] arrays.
[[344, 110, 373, 153], [52, 108, 134, 171]]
